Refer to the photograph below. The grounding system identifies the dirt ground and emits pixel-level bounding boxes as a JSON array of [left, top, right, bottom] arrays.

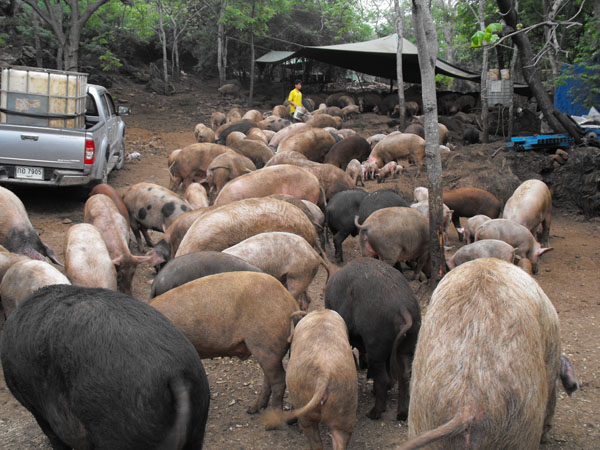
[[0, 75, 599, 449]]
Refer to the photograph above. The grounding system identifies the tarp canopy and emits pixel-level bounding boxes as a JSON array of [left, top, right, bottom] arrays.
[[256, 34, 480, 83]]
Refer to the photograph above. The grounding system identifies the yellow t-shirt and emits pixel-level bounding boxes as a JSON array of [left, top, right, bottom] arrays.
[[288, 89, 302, 113]]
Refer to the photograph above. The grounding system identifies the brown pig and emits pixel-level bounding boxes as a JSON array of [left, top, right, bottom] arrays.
[[84, 194, 152, 295], [168, 143, 235, 191], [323, 135, 371, 169], [176, 197, 317, 257], [0, 186, 61, 265], [376, 160, 399, 183], [123, 182, 192, 249], [442, 187, 502, 241], [210, 111, 226, 130], [226, 106, 243, 122], [277, 128, 337, 162], [65, 223, 117, 290], [193, 123, 215, 143], [265, 309, 357, 449], [258, 116, 291, 132], [1, 260, 70, 317], [206, 152, 256, 195], [245, 127, 269, 144], [301, 163, 354, 203], [410, 200, 454, 241], [312, 106, 343, 117], [214, 165, 322, 208], [401, 258, 578, 450], [267, 194, 326, 248], [272, 104, 291, 119], [305, 114, 341, 129], [355, 207, 430, 280], [223, 232, 331, 310], [269, 123, 312, 150], [229, 138, 274, 169], [0, 251, 29, 284], [225, 131, 246, 147], [475, 218, 553, 274], [265, 150, 310, 167], [242, 109, 263, 123], [184, 183, 210, 209], [341, 104, 360, 120], [460, 214, 491, 244], [368, 133, 425, 175], [446, 239, 515, 269], [150, 272, 299, 413], [503, 179, 552, 246]]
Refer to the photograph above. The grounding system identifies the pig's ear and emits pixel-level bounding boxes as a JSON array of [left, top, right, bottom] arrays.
[[560, 355, 579, 396], [112, 255, 124, 266], [43, 243, 63, 266], [133, 254, 154, 265], [536, 247, 554, 256]]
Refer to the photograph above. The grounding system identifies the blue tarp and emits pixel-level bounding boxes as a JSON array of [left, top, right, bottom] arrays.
[[554, 63, 600, 116]]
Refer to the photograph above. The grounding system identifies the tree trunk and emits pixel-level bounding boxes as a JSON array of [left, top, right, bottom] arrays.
[[496, 0, 576, 137], [508, 44, 518, 138], [479, 0, 489, 143], [395, 0, 406, 130], [157, 5, 169, 95], [217, 0, 227, 84], [33, 14, 43, 67], [248, 0, 257, 107], [412, 0, 445, 286]]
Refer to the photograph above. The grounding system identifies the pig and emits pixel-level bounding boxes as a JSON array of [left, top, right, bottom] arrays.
[[147, 208, 213, 268], [84, 194, 152, 294], [341, 104, 360, 120], [300, 199, 325, 232], [376, 161, 399, 183], [210, 111, 227, 130], [90, 183, 130, 226], [0, 251, 29, 283], [313, 106, 343, 118], [502, 179, 552, 246], [1, 284, 210, 450], [227, 106, 244, 122], [401, 258, 578, 450], [0, 185, 61, 265], [410, 200, 454, 241], [475, 218, 553, 274], [215, 119, 256, 145], [151, 272, 299, 413], [262, 129, 276, 141], [462, 127, 480, 145], [265, 150, 312, 167], [184, 182, 210, 209], [438, 123, 450, 145], [242, 109, 263, 123], [325, 189, 369, 262], [269, 122, 312, 150], [176, 197, 317, 257], [356, 189, 410, 224], [404, 123, 425, 138], [357, 92, 382, 112], [218, 82, 240, 96], [168, 143, 236, 191], [517, 257, 534, 274], [258, 116, 291, 132], [214, 164, 322, 208], [267, 194, 326, 248], [323, 135, 371, 169], [206, 152, 256, 195], [229, 138, 274, 169], [446, 239, 515, 269], [301, 163, 354, 203], [277, 128, 337, 162], [167, 148, 182, 171], [193, 122, 215, 143], [413, 186, 429, 203], [442, 187, 502, 241], [367, 133, 387, 149], [335, 129, 356, 139], [461, 214, 491, 244], [346, 159, 365, 186], [325, 258, 421, 420], [375, 93, 399, 116], [392, 102, 421, 118], [225, 130, 246, 146], [246, 127, 269, 144], [361, 160, 378, 180], [223, 232, 331, 310], [368, 133, 425, 175], [123, 182, 192, 249], [150, 251, 263, 298], [65, 223, 117, 290], [305, 113, 341, 129], [1, 259, 70, 317], [265, 309, 357, 449], [272, 104, 291, 119], [355, 207, 431, 279]]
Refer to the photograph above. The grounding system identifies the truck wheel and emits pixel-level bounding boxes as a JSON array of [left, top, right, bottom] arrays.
[[116, 142, 125, 170]]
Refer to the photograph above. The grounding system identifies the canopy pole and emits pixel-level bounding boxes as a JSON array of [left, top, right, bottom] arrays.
[[389, 78, 394, 93]]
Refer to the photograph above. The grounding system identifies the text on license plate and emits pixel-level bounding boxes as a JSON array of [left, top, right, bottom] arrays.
[[15, 166, 44, 180]]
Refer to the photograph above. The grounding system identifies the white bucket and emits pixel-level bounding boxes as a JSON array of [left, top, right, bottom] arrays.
[[293, 106, 307, 121]]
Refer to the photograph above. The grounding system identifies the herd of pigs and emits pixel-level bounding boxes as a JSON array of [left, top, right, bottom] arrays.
[[0, 92, 580, 450]]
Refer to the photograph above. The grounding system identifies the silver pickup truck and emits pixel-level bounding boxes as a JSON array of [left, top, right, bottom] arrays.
[[0, 84, 126, 188]]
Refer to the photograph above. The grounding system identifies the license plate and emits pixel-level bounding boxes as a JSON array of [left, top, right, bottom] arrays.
[[15, 166, 44, 180]]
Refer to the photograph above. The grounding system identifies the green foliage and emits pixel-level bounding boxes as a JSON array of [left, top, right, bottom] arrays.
[[435, 73, 453, 88], [99, 51, 123, 71], [0, 32, 9, 46], [470, 22, 501, 47]]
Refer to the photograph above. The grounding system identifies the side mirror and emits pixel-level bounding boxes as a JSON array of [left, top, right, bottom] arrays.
[[118, 106, 130, 116]]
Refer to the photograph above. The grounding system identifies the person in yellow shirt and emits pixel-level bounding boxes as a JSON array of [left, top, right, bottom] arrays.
[[288, 80, 303, 114]]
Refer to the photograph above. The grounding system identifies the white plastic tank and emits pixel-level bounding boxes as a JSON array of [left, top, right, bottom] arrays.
[[1, 66, 87, 128]]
